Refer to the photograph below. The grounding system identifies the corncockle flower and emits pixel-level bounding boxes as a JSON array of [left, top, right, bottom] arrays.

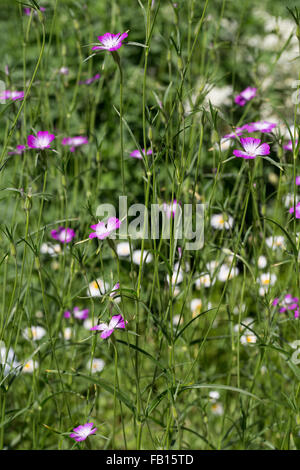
[[211, 213, 234, 230], [24, 7, 46, 16], [223, 128, 244, 139], [266, 235, 285, 250], [283, 140, 298, 151], [40, 242, 61, 257], [244, 121, 277, 133], [90, 314, 127, 339], [132, 249, 153, 265], [0, 90, 24, 101], [272, 294, 299, 315], [64, 307, 89, 320], [79, 74, 101, 85], [92, 32, 128, 52], [289, 202, 300, 219], [296, 176, 300, 186], [110, 283, 121, 303], [234, 87, 257, 106], [23, 326, 46, 341], [283, 193, 300, 208], [22, 359, 38, 373], [87, 279, 110, 298], [130, 148, 152, 160], [163, 200, 180, 219], [233, 137, 270, 159], [59, 67, 69, 75], [70, 423, 97, 442], [27, 131, 55, 150], [87, 358, 105, 373], [51, 227, 75, 243], [62, 136, 88, 152], [116, 241, 131, 257], [8, 145, 26, 155], [89, 217, 121, 240]]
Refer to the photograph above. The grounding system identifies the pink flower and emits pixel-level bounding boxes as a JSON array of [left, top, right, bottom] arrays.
[[289, 202, 300, 219], [89, 217, 121, 240], [24, 7, 46, 16], [233, 137, 270, 159], [92, 32, 128, 52], [0, 90, 24, 101], [59, 67, 69, 75], [296, 176, 300, 186], [243, 121, 277, 133], [223, 129, 244, 139], [62, 136, 88, 152], [27, 131, 55, 150], [130, 148, 152, 160], [90, 314, 126, 339], [8, 145, 26, 155], [283, 140, 298, 152], [70, 422, 97, 442], [273, 294, 299, 317], [234, 87, 257, 107], [79, 74, 100, 85], [163, 200, 180, 219], [51, 227, 76, 243]]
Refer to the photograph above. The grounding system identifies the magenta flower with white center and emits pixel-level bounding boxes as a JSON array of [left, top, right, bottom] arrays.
[[24, 7, 46, 16], [92, 32, 128, 52], [51, 227, 75, 243], [79, 74, 101, 85], [130, 148, 152, 160], [69, 422, 97, 442], [233, 137, 270, 160], [73, 307, 89, 320], [27, 131, 55, 150], [89, 217, 121, 240], [163, 200, 180, 219], [8, 145, 26, 155], [273, 294, 299, 317], [244, 121, 277, 133], [0, 90, 24, 101], [289, 202, 300, 219], [234, 87, 257, 107], [223, 128, 244, 139], [62, 136, 88, 152], [283, 140, 298, 152], [90, 314, 127, 339]]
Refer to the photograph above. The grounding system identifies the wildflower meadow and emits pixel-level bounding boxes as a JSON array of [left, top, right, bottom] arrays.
[[2, 0, 300, 452]]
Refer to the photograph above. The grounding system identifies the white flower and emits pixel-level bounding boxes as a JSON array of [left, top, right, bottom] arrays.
[[40, 242, 61, 257], [167, 268, 184, 286], [23, 326, 46, 341], [87, 278, 109, 297], [209, 391, 220, 402], [218, 264, 239, 282], [257, 255, 267, 269], [233, 304, 246, 315], [240, 334, 257, 345], [257, 272, 277, 296], [22, 359, 38, 373], [190, 298, 202, 316], [0, 344, 20, 378], [172, 314, 183, 326], [195, 273, 214, 288], [83, 319, 94, 330], [205, 85, 233, 107], [211, 403, 224, 416], [63, 327, 72, 340], [211, 214, 234, 230], [116, 242, 131, 257], [266, 236, 285, 250], [132, 249, 153, 265], [87, 358, 105, 373], [283, 194, 300, 208], [206, 260, 219, 274]]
